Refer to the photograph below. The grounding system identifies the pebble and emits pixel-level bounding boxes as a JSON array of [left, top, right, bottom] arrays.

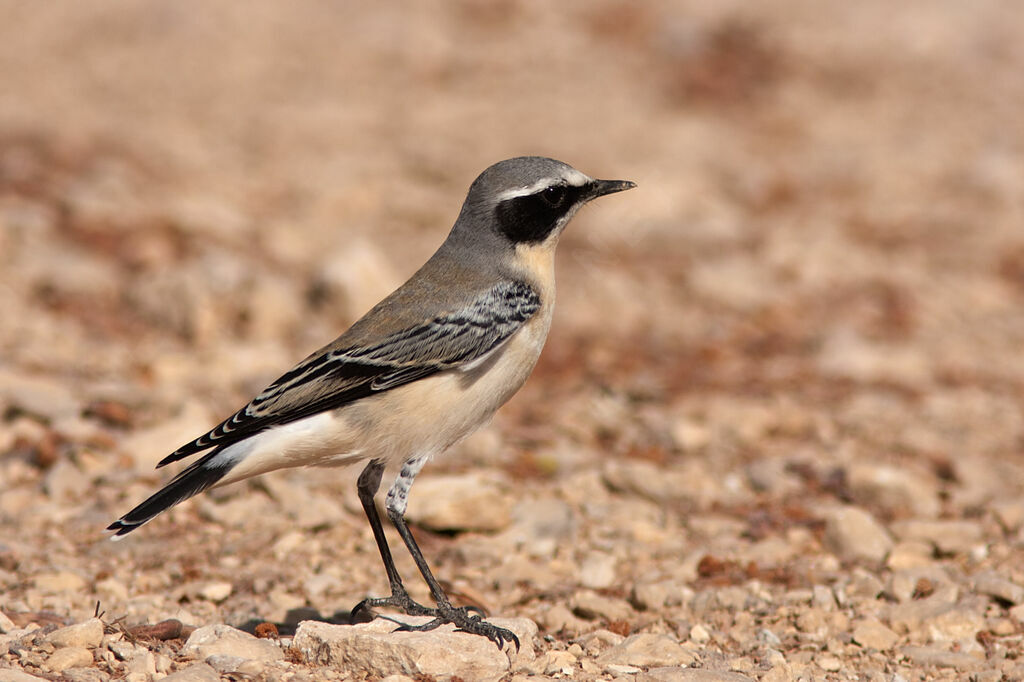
[[886, 541, 935, 569], [579, 552, 618, 589], [181, 624, 284, 662], [571, 590, 636, 622], [47, 618, 104, 648], [43, 646, 93, 672], [639, 670, 754, 682], [540, 649, 578, 675], [33, 571, 86, 593], [899, 645, 984, 671], [925, 606, 985, 642], [0, 611, 17, 633], [992, 499, 1024, 532], [198, 581, 233, 603], [404, 473, 514, 532], [538, 604, 588, 634], [596, 633, 696, 668], [973, 571, 1024, 605], [293, 617, 536, 679], [689, 623, 711, 644], [823, 505, 893, 562], [852, 618, 900, 650], [0, 670, 50, 682], [159, 663, 221, 682], [631, 580, 682, 611], [890, 520, 984, 555], [846, 463, 940, 518]]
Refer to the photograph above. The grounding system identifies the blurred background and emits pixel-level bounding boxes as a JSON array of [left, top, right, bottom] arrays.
[[1, 1, 1023, 677]]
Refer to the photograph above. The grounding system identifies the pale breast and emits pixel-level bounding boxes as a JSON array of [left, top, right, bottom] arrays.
[[338, 302, 555, 465]]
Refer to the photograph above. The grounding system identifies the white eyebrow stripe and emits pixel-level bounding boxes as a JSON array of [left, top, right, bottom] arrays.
[[495, 169, 593, 202]]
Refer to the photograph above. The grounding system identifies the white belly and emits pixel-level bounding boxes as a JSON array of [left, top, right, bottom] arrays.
[[217, 304, 554, 485]]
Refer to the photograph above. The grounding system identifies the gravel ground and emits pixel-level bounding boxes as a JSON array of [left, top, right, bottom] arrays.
[[2, 2, 1024, 681]]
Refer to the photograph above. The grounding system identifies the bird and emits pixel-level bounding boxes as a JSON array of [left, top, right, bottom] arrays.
[[107, 156, 635, 649]]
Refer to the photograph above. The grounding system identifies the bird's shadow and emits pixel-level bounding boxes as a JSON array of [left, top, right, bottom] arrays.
[[237, 606, 374, 637]]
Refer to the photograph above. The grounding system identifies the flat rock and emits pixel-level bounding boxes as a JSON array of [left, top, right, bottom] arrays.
[[0, 671, 50, 682], [640, 670, 755, 682], [852, 618, 899, 650], [160, 663, 221, 682], [47, 618, 104, 648], [293, 616, 536, 681], [404, 473, 514, 532], [181, 624, 284, 663], [823, 506, 893, 562], [43, 646, 93, 672], [973, 571, 1024, 605], [847, 464, 940, 518], [899, 646, 984, 671], [890, 520, 984, 555], [571, 590, 635, 622], [596, 633, 696, 668]]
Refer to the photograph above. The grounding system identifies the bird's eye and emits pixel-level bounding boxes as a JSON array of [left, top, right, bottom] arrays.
[[540, 185, 567, 208]]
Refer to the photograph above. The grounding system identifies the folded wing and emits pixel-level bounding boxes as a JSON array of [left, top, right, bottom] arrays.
[[156, 280, 541, 468]]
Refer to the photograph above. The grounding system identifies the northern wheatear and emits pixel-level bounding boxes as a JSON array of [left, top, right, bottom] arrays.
[[108, 156, 635, 648]]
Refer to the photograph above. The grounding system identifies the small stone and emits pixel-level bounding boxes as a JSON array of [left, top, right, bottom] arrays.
[[181, 624, 284, 662], [899, 645, 983, 671], [0, 670, 50, 682], [817, 655, 842, 672], [44, 646, 94, 672], [539, 604, 588, 634], [607, 663, 643, 674], [33, 570, 86, 593], [571, 590, 635, 622], [973, 571, 1024, 605], [890, 520, 984, 555], [847, 464, 940, 518], [631, 580, 680, 611], [542, 650, 578, 675], [886, 541, 935, 569], [689, 623, 711, 644], [159, 663, 221, 682], [823, 506, 893, 562], [812, 584, 837, 610], [404, 473, 513, 532], [205, 654, 248, 673], [0, 611, 17, 633], [852, 618, 900, 650], [640, 670, 755, 682], [293, 617, 536, 679], [927, 607, 985, 643], [579, 628, 626, 655], [988, 617, 1016, 636], [597, 633, 696, 668], [580, 552, 617, 589], [993, 500, 1024, 532], [198, 581, 233, 603], [48, 618, 104, 648], [846, 568, 885, 600]]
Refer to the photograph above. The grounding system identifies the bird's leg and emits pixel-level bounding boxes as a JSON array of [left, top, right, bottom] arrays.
[[350, 459, 434, 620], [381, 455, 520, 651]]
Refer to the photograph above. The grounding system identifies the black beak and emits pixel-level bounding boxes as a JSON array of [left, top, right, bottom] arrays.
[[587, 179, 637, 200]]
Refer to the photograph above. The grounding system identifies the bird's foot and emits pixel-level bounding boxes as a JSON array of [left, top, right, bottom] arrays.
[[392, 603, 520, 651], [350, 588, 436, 621], [351, 591, 518, 650]]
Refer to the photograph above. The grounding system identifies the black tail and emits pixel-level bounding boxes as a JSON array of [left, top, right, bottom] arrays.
[[107, 448, 234, 537]]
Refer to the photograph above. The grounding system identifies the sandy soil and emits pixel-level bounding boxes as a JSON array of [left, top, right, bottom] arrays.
[[2, 2, 1024, 681]]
